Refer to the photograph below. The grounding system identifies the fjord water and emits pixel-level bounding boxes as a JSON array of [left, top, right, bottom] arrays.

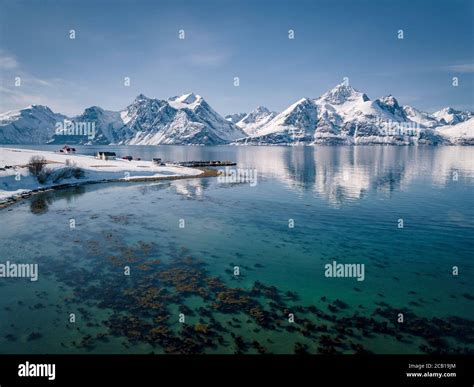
[[0, 145, 473, 354]]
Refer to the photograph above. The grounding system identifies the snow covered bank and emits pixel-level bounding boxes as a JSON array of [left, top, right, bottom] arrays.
[[436, 118, 474, 145], [0, 148, 203, 204]]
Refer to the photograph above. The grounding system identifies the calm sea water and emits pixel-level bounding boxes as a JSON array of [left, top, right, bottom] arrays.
[[0, 145, 473, 354]]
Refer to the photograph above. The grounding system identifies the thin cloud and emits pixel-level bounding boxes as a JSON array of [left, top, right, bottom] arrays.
[[0, 51, 18, 70], [0, 50, 84, 114], [446, 63, 474, 73], [0, 50, 66, 88], [0, 86, 81, 116]]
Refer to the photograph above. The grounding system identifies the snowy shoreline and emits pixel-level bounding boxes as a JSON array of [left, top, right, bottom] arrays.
[[0, 148, 208, 209]]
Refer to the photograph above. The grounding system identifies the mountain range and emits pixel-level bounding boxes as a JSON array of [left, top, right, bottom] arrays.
[[0, 83, 472, 145]]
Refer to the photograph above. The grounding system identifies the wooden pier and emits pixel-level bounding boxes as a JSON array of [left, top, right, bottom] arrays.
[[176, 160, 237, 167]]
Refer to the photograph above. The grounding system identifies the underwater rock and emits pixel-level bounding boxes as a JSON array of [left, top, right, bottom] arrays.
[[5, 333, 17, 342], [252, 340, 267, 354], [294, 342, 309, 354], [27, 332, 42, 341]]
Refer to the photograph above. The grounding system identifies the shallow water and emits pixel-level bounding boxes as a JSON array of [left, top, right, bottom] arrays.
[[0, 145, 473, 354]]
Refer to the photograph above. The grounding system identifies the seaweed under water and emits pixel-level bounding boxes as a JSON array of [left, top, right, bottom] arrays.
[[26, 229, 474, 355]]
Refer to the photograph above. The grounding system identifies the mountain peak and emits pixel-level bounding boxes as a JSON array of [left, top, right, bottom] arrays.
[[225, 112, 246, 123], [235, 106, 277, 135], [375, 95, 406, 120], [25, 104, 52, 111], [377, 95, 401, 109], [177, 92, 200, 104], [319, 83, 369, 104], [168, 92, 204, 110], [83, 106, 105, 114], [432, 107, 472, 125], [254, 106, 270, 113], [379, 94, 397, 103], [295, 97, 313, 105], [436, 107, 454, 114], [134, 94, 149, 102]]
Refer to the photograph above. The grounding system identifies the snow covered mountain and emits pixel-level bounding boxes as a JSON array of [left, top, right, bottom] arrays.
[[112, 93, 245, 145], [49, 106, 125, 145], [225, 112, 247, 124], [402, 105, 439, 128], [0, 105, 66, 144], [233, 83, 473, 145], [436, 117, 474, 145], [0, 93, 246, 145], [432, 107, 473, 125], [0, 85, 472, 145], [241, 98, 319, 144], [232, 106, 277, 136]]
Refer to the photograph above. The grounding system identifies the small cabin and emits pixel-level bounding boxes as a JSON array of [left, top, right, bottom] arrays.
[[153, 158, 165, 166], [60, 145, 76, 154], [96, 151, 116, 160]]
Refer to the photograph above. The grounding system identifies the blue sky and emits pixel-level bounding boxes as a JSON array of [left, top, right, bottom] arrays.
[[0, 0, 472, 116]]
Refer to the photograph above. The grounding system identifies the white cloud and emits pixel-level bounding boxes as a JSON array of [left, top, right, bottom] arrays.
[[446, 63, 474, 73]]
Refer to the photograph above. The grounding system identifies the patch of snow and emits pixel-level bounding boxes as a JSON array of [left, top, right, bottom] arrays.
[[436, 118, 474, 144], [0, 148, 202, 201], [235, 106, 277, 136]]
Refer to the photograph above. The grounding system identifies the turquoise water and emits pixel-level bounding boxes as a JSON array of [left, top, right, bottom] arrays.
[[0, 145, 473, 354]]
